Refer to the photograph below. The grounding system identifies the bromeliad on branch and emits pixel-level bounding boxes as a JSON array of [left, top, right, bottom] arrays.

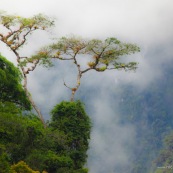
[[32, 36, 140, 101]]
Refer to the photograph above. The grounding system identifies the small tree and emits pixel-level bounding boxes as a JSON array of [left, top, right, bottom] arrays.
[[32, 36, 140, 101], [0, 11, 54, 126], [50, 101, 91, 171]]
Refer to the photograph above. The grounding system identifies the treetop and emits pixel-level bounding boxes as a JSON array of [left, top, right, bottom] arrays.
[[0, 12, 54, 51], [28, 36, 140, 71]]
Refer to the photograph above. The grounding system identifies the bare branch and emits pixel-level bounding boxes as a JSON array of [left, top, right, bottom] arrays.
[[81, 67, 92, 74], [63, 79, 72, 90]]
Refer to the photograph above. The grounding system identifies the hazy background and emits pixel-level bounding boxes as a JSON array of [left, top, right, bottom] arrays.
[[1, 0, 173, 172]]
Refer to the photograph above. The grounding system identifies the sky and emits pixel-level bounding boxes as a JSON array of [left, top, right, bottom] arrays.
[[1, 0, 173, 172]]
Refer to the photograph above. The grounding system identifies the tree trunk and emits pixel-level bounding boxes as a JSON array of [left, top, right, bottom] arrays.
[[70, 90, 75, 102], [23, 74, 46, 128]]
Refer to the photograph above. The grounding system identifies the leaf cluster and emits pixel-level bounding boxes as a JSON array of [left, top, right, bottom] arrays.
[[0, 54, 31, 110]]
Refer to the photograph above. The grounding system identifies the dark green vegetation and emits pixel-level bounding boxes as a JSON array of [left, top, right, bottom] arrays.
[[0, 55, 91, 173], [0, 55, 31, 110], [50, 101, 91, 170]]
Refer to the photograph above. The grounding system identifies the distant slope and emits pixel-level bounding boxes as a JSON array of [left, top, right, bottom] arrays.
[[117, 60, 173, 173]]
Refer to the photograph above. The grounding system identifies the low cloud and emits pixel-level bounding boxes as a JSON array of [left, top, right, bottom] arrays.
[[1, 0, 173, 172], [86, 91, 136, 173]]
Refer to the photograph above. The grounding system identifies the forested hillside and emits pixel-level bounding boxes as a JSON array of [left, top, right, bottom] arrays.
[[81, 59, 173, 173], [116, 61, 173, 173]]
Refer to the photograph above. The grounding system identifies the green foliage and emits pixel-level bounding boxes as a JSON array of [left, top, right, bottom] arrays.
[[0, 101, 22, 114], [0, 54, 31, 110], [50, 100, 91, 170], [0, 53, 91, 172], [0, 145, 10, 173], [0, 110, 33, 162], [0, 100, 91, 172], [25, 149, 73, 172]]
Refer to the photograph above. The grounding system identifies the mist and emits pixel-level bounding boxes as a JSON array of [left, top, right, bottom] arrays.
[[1, 0, 173, 172]]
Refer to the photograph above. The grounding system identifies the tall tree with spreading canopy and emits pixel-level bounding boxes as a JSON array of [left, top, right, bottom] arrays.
[[0, 11, 54, 126], [31, 36, 140, 101]]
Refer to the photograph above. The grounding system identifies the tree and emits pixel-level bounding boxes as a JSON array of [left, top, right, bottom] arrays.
[[0, 11, 54, 126], [50, 101, 91, 171], [0, 54, 31, 110], [31, 36, 140, 101]]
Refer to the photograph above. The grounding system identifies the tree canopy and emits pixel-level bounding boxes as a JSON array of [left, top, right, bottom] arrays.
[[0, 100, 91, 173], [0, 54, 31, 110], [50, 101, 91, 170], [30, 36, 140, 101]]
